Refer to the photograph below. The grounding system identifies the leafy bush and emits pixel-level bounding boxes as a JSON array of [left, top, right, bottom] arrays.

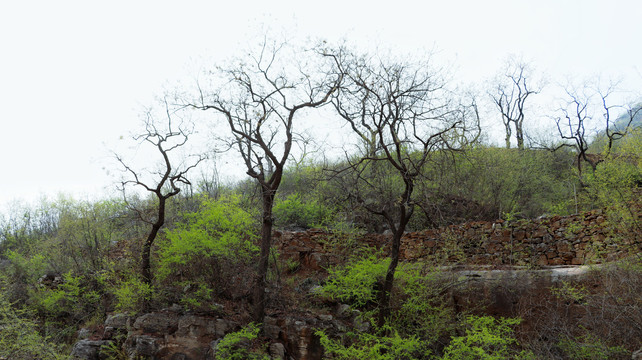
[[389, 264, 455, 342], [158, 195, 258, 279], [156, 195, 258, 306], [558, 331, 628, 360], [319, 254, 389, 308], [111, 274, 153, 315], [316, 327, 425, 360], [0, 291, 66, 359], [442, 315, 534, 360], [215, 323, 269, 360], [34, 271, 101, 321], [273, 193, 335, 229]]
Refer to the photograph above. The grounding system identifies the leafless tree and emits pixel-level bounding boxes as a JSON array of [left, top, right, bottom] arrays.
[[326, 48, 479, 326], [489, 57, 540, 150], [554, 82, 641, 178], [188, 40, 342, 322], [116, 101, 204, 287]]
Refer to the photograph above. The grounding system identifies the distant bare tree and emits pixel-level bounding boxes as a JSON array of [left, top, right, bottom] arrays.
[[116, 101, 204, 287], [189, 40, 342, 322], [554, 82, 641, 177], [326, 47, 479, 326], [489, 57, 541, 150]]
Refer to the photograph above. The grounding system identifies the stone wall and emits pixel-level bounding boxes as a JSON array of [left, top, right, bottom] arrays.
[[274, 208, 641, 268]]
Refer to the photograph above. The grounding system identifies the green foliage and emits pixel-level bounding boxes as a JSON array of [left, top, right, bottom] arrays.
[[316, 327, 425, 360], [416, 147, 577, 225], [319, 255, 455, 346], [442, 315, 535, 360], [558, 331, 628, 360], [215, 323, 269, 360], [111, 274, 153, 315], [33, 271, 102, 321], [581, 129, 642, 231], [0, 291, 66, 359], [4, 250, 48, 286], [158, 195, 258, 281], [319, 254, 389, 308], [389, 264, 455, 342], [273, 193, 335, 229], [178, 282, 220, 311], [551, 281, 588, 304]]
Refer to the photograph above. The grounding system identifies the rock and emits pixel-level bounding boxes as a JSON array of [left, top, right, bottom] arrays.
[[336, 304, 352, 318], [215, 318, 234, 338], [70, 340, 111, 360], [269, 342, 286, 359], [127, 334, 160, 357], [176, 315, 218, 338], [353, 313, 371, 333], [317, 314, 333, 322], [264, 324, 282, 339], [133, 312, 179, 334], [105, 313, 130, 329], [77, 328, 91, 340]]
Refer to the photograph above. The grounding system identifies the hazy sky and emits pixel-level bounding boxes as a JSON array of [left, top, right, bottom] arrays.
[[1, 0, 641, 209]]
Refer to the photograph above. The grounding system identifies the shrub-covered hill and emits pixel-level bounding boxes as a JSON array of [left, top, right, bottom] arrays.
[[0, 138, 641, 358]]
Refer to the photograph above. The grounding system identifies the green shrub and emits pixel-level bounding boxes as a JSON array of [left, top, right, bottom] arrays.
[[158, 195, 259, 282], [34, 271, 101, 320], [316, 327, 425, 360], [319, 254, 389, 308], [155, 195, 259, 308], [215, 323, 269, 360], [389, 264, 455, 342], [0, 291, 66, 359], [558, 331, 628, 360], [273, 193, 335, 229], [111, 275, 153, 315], [442, 315, 534, 360], [177, 282, 221, 312]]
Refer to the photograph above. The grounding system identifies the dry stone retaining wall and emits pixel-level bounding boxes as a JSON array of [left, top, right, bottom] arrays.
[[274, 208, 641, 268]]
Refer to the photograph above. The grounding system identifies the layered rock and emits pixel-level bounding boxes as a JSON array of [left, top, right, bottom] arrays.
[[71, 307, 342, 360]]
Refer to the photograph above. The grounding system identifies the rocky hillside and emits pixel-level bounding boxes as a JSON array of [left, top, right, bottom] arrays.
[[70, 204, 642, 359]]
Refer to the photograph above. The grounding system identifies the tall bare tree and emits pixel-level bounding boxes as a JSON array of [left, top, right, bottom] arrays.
[[189, 40, 342, 322], [116, 102, 204, 287], [489, 57, 540, 150], [327, 48, 479, 326]]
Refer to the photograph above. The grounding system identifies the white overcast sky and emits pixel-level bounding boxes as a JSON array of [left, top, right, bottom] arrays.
[[1, 0, 641, 209]]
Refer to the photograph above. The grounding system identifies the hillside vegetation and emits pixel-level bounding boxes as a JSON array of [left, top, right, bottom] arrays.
[[1, 40, 641, 359]]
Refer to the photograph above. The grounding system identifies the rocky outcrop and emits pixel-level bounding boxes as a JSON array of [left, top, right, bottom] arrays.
[[70, 340, 112, 360], [71, 307, 344, 360]]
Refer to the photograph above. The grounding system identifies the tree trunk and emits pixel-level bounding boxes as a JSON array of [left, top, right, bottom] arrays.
[[141, 197, 165, 286], [377, 227, 403, 327], [516, 125, 525, 150], [252, 189, 275, 323], [504, 120, 512, 149], [377, 181, 413, 328]]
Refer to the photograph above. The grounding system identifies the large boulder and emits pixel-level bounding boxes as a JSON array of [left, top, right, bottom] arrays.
[[70, 340, 112, 360]]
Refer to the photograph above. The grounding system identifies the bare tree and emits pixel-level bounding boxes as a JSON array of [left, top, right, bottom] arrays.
[[116, 102, 204, 287], [327, 48, 479, 326], [554, 82, 641, 177], [489, 57, 540, 150], [188, 40, 342, 322]]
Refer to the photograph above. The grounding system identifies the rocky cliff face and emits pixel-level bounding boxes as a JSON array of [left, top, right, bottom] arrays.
[[70, 305, 355, 360]]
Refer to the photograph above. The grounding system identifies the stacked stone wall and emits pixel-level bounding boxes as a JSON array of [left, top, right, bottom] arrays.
[[274, 208, 641, 268]]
